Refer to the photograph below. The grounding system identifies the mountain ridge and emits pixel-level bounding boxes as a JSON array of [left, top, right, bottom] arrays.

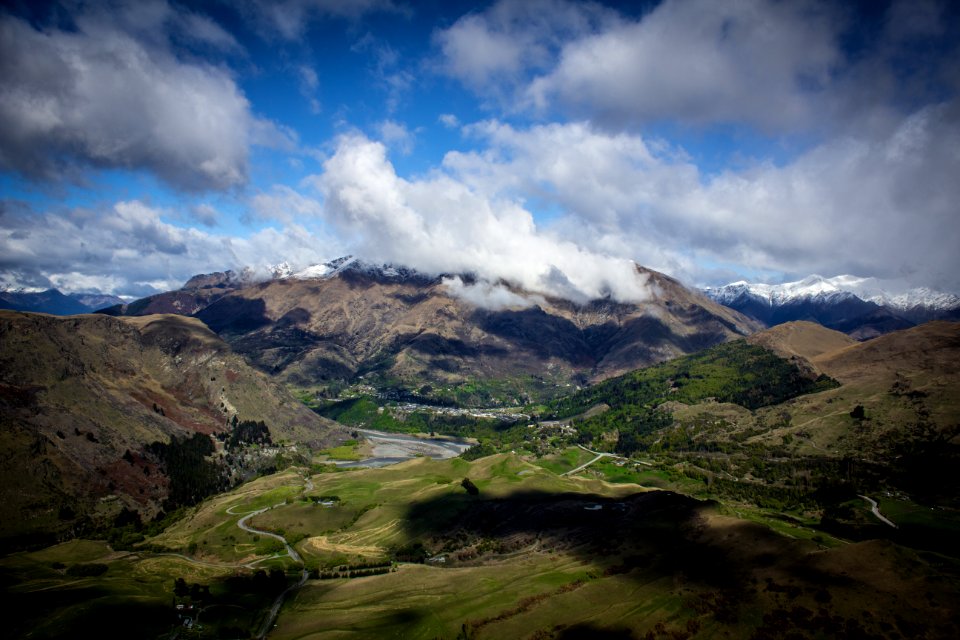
[[703, 274, 960, 339], [103, 260, 761, 403]]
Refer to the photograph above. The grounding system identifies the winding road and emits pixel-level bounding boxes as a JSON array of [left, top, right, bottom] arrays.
[[859, 495, 898, 529], [165, 475, 315, 638]]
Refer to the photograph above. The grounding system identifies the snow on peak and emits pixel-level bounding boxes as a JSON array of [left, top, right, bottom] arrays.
[[704, 275, 959, 311]]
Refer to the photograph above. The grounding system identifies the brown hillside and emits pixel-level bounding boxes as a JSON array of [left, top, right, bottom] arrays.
[[0, 311, 345, 549], [747, 320, 857, 376], [182, 264, 760, 400], [813, 320, 960, 384]]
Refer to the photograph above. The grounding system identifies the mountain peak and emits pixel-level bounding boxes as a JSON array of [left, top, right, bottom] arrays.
[[703, 274, 960, 339]]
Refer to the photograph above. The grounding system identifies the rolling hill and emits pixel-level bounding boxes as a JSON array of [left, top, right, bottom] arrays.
[[0, 311, 346, 551]]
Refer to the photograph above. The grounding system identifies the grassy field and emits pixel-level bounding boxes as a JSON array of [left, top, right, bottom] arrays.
[[4, 453, 960, 639]]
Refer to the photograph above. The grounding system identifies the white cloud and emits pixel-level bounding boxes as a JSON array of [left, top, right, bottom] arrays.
[[0, 200, 336, 297], [0, 2, 281, 191], [442, 276, 542, 310], [439, 114, 460, 128], [378, 120, 415, 155], [298, 65, 322, 114], [243, 0, 403, 40], [440, 109, 960, 293], [524, 0, 841, 130], [434, 0, 615, 102], [314, 133, 651, 303], [191, 204, 221, 227]]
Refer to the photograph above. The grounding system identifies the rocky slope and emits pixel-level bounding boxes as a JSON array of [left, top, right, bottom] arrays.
[[0, 311, 345, 550]]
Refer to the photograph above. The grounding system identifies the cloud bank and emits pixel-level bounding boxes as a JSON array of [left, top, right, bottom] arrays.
[[0, 200, 332, 296]]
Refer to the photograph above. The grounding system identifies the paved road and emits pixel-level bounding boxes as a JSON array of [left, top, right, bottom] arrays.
[[561, 445, 625, 476], [236, 504, 303, 564], [859, 495, 898, 529]]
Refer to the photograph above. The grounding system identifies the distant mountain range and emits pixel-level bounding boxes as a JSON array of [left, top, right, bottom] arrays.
[[0, 288, 124, 315], [100, 257, 759, 404], [702, 275, 960, 339]]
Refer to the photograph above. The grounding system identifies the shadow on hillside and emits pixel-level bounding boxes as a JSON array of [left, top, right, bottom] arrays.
[[399, 487, 960, 637], [402, 489, 772, 590], [195, 297, 271, 334]]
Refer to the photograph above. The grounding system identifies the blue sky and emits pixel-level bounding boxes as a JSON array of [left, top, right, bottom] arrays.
[[1, 0, 959, 300]]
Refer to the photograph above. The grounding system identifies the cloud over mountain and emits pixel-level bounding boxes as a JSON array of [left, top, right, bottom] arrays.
[[315, 133, 651, 303]]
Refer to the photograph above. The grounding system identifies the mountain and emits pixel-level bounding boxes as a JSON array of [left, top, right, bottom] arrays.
[[97, 269, 257, 317], [106, 258, 760, 404], [539, 319, 960, 524], [0, 288, 125, 315], [0, 310, 346, 550], [703, 275, 960, 339]]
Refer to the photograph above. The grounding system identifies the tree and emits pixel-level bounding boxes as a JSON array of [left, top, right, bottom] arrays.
[[461, 477, 479, 496]]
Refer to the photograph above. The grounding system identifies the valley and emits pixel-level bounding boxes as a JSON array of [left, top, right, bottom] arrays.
[[2, 291, 959, 638]]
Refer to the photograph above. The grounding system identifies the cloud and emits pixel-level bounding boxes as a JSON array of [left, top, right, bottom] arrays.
[[0, 2, 280, 191], [442, 276, 542, 310], [439, 114, 460, 128], [378, 120, 415, 155], [314, 132, 651, 303], [242, 0, 403, 40], [440, 109, 960, 293], [191, 204, 221, 227], [433, 0, 615, 104], [0, 200, 336, 297], [436, 0, 960, 135], [524, 0, 841, 130], [298, 65, 322, 114]]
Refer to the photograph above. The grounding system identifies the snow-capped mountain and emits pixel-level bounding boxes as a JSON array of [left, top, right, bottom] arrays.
[[703, 275, 960, 339], [275, 256, 431, 284]]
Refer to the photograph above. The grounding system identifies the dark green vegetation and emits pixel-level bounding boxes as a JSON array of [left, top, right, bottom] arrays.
[[546, 339, 838, 454]]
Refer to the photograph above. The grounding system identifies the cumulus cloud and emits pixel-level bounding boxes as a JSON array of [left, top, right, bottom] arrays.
[[436, 0, 960, 134], [314, 133, 651, 303], [442, 276, 542, 310], [439, 113, 460, 128], [434, 0, 615, 103], [0, 1, 281, 191], [0, 200, 335, 296], [378, 120, 415, 154], [441, 109, 960, 292], [524, 0, 841, 130]]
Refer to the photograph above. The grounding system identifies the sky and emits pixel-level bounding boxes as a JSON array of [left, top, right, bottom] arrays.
[[1, 0, 959, 303]]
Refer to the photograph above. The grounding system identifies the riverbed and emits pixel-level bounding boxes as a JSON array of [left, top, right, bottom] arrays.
[[335, 428, 474, 468]]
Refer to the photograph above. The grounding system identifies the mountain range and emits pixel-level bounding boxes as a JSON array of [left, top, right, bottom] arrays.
[[0, 288, 125, 315], [703, 274, 960, 339], [100, 258, 760, 404]]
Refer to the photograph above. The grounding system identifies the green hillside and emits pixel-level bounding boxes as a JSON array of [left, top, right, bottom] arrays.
[[544, 340, 838, 455]]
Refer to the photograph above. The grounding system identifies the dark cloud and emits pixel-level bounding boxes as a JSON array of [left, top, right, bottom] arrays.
[[0, 1, 288, 191]]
